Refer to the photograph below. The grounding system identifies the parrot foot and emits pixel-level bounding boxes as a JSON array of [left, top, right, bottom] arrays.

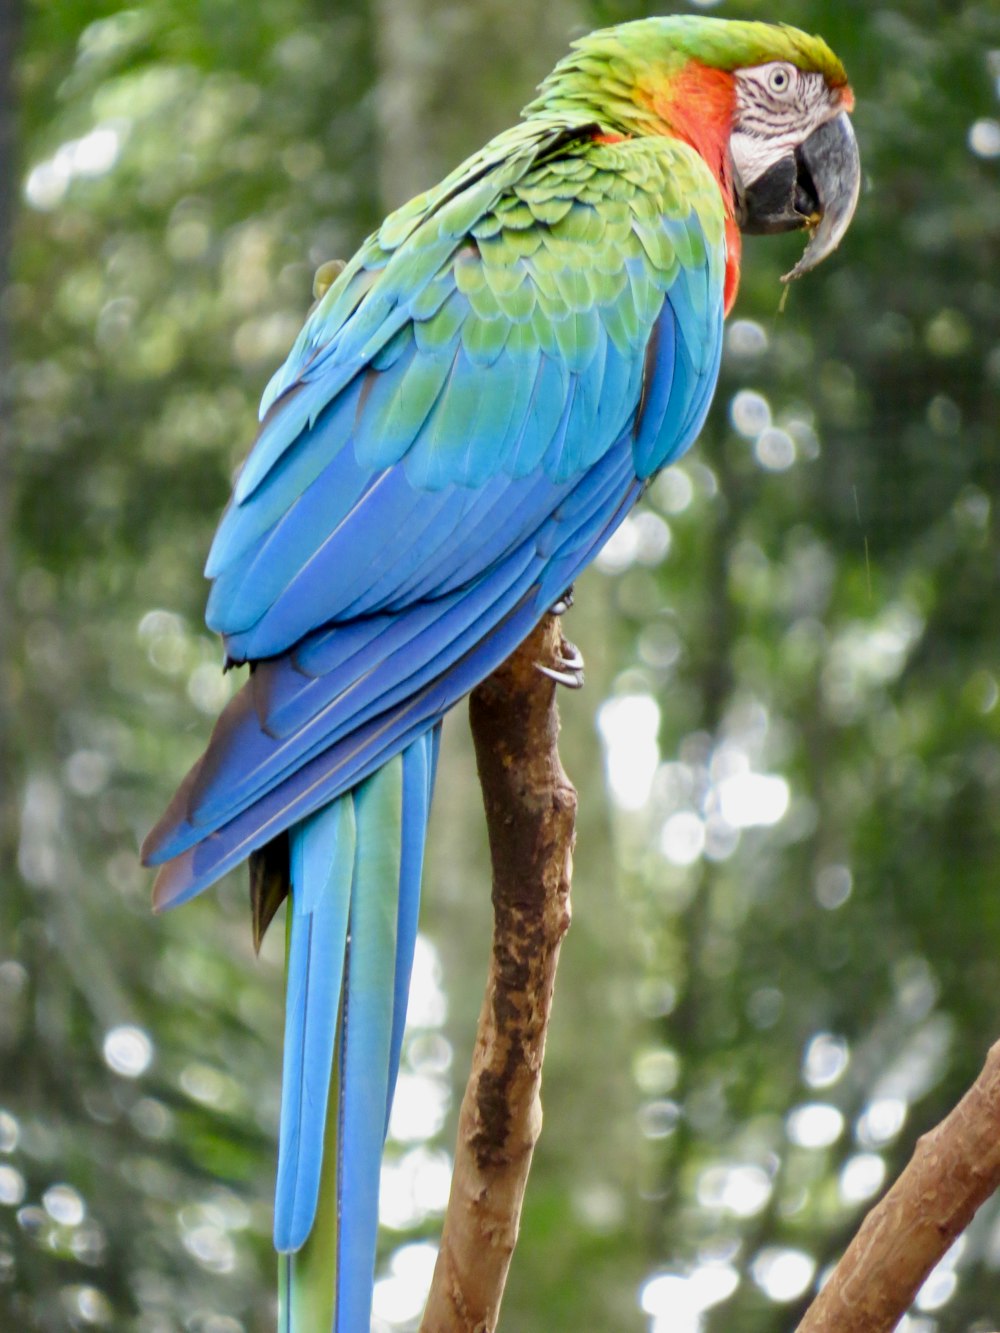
[[536, 639, 585, 690], [549, 585, 575, 616]]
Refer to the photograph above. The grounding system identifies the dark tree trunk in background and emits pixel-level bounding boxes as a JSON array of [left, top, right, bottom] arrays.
[[0, 0, 23, 878], [373, 0, 581, 207]]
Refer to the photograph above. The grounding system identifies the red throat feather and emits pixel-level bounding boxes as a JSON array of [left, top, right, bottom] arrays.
[[640, 61, 742, 314]]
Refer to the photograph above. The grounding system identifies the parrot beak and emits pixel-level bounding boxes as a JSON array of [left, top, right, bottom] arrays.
[[733, 110, 860, 281], [781, 111, 861, 282]]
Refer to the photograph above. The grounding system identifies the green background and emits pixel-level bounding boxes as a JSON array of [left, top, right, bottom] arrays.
[[1, 0, 999, 1329]]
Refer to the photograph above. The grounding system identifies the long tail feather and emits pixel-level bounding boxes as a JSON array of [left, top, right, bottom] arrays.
[[278, 1052, 341, 1332], [385, 725, 438, 1129], [278, 726, 439, 1331], [275, 800, 355, 1250], [336, 750, 404, 1329]]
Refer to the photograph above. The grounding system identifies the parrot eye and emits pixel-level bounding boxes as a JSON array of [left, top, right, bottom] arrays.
[[767, 64, 794, 96]]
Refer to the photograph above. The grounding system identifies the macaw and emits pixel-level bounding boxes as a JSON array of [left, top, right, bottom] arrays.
[[143, 16, 859, 1332]]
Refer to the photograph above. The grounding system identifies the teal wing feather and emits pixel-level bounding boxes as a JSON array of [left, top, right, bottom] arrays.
[[201, 127, 726, 667]]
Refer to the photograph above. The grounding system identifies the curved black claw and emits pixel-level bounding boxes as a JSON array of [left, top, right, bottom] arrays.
[[536, 639, 585, 690], [549, 585, 575, 617]]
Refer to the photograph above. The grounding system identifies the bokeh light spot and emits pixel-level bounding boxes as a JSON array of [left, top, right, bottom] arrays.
[[0, 1166, 26, 1207], [43, 1184, 86, 1227], [802, 1033, 850, 1088], [102, 1025, 153, 1078], [968, 118, 1000, 158], [839, 1153, 887, 1204], [660, 811, 705, 866], [751, 1247, 816, 1303], [786, 1103, 844, 1149]]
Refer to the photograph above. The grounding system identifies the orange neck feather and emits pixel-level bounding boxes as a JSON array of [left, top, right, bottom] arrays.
[[640, 62, 742, 314]]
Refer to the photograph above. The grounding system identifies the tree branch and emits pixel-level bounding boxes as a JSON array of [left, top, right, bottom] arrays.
[[417, 618, 1000, 1333], [796, 1039, 1000, 1333], [421, 614, 578, 1333]]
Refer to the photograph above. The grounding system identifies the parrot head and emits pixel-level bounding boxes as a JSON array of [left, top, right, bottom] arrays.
[[527, 17, 860, 284], [725, 49, 859, 281]]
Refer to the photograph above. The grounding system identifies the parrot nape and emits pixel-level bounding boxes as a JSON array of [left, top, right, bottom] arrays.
[[143, 16, 859, 1332]]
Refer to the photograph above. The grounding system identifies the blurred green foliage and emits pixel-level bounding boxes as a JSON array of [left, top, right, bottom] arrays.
[[1, 1, 999, 1331]]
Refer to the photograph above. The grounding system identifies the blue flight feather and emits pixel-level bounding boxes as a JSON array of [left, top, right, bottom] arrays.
[[206, 389, 372, 584], [164, 540, 544, 846], [149, 452, 650, 913], [632, 301, 679, 479]]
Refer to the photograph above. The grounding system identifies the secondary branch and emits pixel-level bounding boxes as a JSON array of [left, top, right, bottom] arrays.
[[796, 1039, 1000, 1332]]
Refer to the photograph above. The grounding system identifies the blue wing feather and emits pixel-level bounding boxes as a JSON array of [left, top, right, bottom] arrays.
[[148, 432, 645, 904], [150, 595, 540, 907], [395, 469, 560, 604], [155, 538, 545, 850], [206, 378, 369, 581]]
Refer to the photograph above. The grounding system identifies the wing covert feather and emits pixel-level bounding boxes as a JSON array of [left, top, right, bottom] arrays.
[[206, 128, 727, 667]]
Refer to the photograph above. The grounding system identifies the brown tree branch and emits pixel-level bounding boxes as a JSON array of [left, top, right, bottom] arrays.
[[796, 1039, 1000, 1333], [420, 614, 578, 1333], [418, 614, 1000, 1333]]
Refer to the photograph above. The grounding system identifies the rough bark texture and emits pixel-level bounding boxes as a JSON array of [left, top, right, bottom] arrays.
[[796, 1039, 1000, 1333], [420, 615, 578, 1333]]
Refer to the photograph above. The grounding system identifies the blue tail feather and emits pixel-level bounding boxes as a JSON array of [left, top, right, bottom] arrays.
[[386, 728, 438, 1129], [275, 731, 438, 1331], [336, 759, 404, 1328], [275, 798, 356, 1253]]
